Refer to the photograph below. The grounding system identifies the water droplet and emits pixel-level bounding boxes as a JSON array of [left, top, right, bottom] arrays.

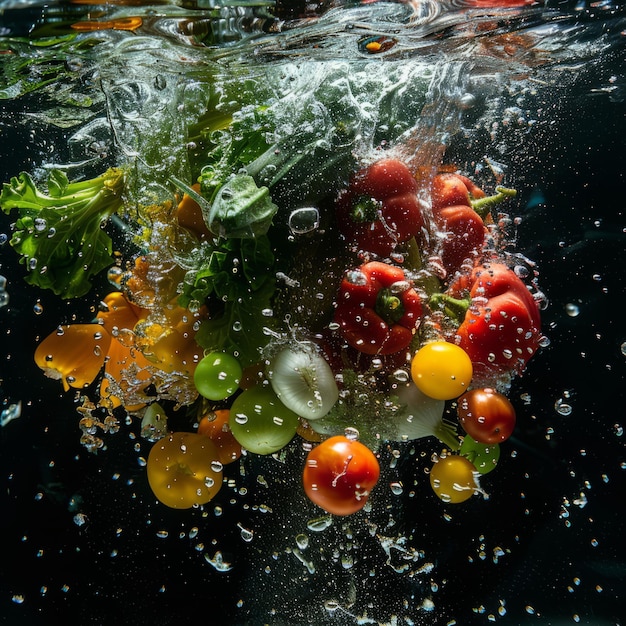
[[392, 369, 409, 383], [306, 515, 333, 532], [344, 427, 359, 441], [555, 399, 573, 416], [345, 270, 367, 286], [204, 551, 233, 571], [295, 534, 309, 550], [34, 217, 47, 232], [0, 401, 22, 427], [565, 303, 580, 317], [238, 523, 254, 542], [390, 482, 403, 495]]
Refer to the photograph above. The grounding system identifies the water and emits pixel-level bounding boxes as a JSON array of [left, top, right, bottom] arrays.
[[1, 1, 625, 624]]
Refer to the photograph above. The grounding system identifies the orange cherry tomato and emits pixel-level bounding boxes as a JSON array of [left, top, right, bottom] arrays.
[[457, 388, 517, 444], [302, 435, 380, 516], [197, 410, 242, 465]]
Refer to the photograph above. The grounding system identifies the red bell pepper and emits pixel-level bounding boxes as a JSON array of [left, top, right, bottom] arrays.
[[335, 159, 424, 257], [432, 204, 487, 278], [431, 262, 541, 381], [430, 173, 517, 278], [334, 261, 422, 355], [431, 172, 486, 211]]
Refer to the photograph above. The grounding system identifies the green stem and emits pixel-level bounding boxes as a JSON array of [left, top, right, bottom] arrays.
[[351, 195, 380, 223], [375, 288, 404, 325], [471, 186, 517, 219], [429, 292, 470, 323], [434, 419, 461, 451]]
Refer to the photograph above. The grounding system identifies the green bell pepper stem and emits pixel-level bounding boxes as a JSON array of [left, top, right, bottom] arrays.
[[471, 186, 517, 219], [429, 292, 470, 323]]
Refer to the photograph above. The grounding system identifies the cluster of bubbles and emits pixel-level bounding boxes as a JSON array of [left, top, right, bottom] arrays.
[[0, 274, 8, 308]]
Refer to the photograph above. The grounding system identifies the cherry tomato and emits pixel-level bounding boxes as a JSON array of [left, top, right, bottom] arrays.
[[229, 384, 299, 455], [147, 432, 223, 509], [194, 352, 242, 401], [457, 388, 516, 444], [459, 435, 500, 475], [411, 341, 473, 400], [429, 454, 478, 503], [302, 435, 380, 516], [197, 409, 242, 465]]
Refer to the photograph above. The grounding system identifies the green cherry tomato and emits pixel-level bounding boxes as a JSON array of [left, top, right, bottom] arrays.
[[460, 435, 500, 475], [411, 341, 473, 400], [194, 352, 243, 401], [429, 454, 478, 503], [229, 384, 299, 455]]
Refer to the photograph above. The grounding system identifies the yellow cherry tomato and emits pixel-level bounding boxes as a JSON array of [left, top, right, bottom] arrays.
[[147, 432, 223, 509], [411, 341, 473, 400], [429, 454, 478, 503]]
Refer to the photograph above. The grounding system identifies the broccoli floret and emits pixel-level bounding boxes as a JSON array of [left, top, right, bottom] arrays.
[[0, 168, 125, 298]]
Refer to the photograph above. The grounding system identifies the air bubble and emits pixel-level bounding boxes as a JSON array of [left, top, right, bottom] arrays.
[[344, 427, 359, 441], [307, 515, 333, 532], [565, 303, 580, 317], [390, 482, 403, 495], [238, 523, 254, 542], [288, 207, 320, 234]]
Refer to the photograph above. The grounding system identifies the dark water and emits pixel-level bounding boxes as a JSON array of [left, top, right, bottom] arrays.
[[1, 1, 625, 625]]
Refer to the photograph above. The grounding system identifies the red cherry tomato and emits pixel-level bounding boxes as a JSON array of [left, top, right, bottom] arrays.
[[457, 388, 516, 444], [302, 435, 380, 516]]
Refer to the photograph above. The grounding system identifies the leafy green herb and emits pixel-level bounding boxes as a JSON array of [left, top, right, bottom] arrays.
[[196, 104, 274, 203], [179, 235, 276, 366], [205, 174, 278, 239], [0, 168, 125, 298]]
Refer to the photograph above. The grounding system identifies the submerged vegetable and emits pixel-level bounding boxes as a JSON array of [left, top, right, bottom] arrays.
[[34, 324, 111, 392], [336, 159, 423, 256], [268, 346, 338, 420], [197, 409, 242, 465], [440, 262, 541, 382], [334, 261, 422, 355], [179, 235, 276, 367], [457, 388, 516, 444], [411, 341, 473, 401], [229, 385, 299, 455], [392, 383, 459, 450], [302, 435, 380, 516], [146, 432, 223, 509], [429, 453, 479, 504], [194, 352, 242, 401], [0, 168, 125, 298]]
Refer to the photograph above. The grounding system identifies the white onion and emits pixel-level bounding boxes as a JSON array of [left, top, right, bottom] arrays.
[[268, 346, 339, 420], [391, 384, 459, 449]]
